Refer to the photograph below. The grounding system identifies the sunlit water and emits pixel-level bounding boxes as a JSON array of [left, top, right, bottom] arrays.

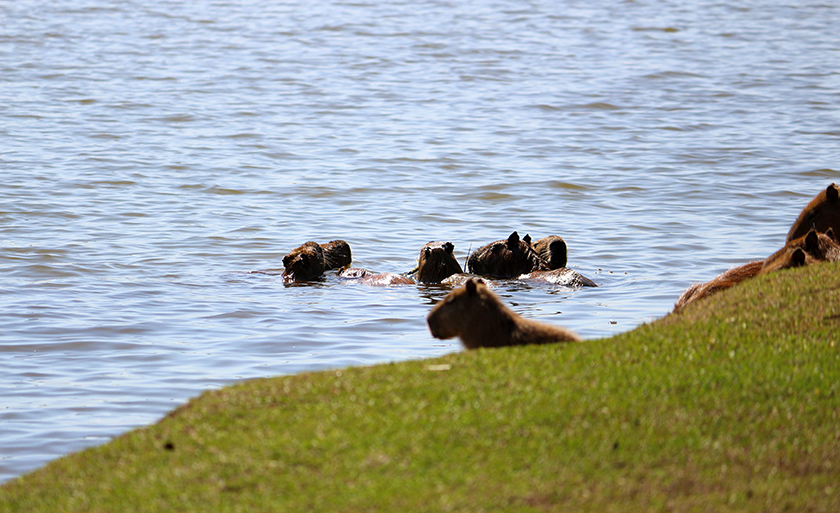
[[2, 0, 838, 482]]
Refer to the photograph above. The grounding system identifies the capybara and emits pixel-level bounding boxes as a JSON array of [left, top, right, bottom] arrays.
[[466, 231, 548, 278], [282, 241, 326, 282], [427, 278, 581, 349], [339, 267, 414, 286], [519, 268, 598, 288], [786, 183, 840, 243], [761, 228, 840, 274], [673, 261, 764, 312], [321, 240, 352, 270], [532, 235, 568, 270], [416, 241, 463, 283]]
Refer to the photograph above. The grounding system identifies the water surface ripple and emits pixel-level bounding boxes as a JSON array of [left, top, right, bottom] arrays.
[[2, 0, 839, 482]]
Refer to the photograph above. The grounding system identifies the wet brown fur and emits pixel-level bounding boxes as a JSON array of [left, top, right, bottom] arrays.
[[339, 267, 414, 286], [416, 241, 463, 283], [321, 240, 352, 270], [532, 235, 568, 270], [519, 268, 598, 288], [786, 183, 840, 242], [427, 279, 580, 349], [282, 241, 326, 282], [467, 231, 548, 278]]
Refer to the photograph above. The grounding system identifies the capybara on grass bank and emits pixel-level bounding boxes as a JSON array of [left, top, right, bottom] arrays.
[[427, 279, 581, 349], [416, 241, 463, 283], [786, 183, 840, 242], [761, 228, 840, 274], [467, 231, 548, 278], [673, 261, 764, 313]]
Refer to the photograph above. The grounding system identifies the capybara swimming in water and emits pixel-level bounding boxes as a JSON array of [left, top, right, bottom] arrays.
[[321, 240, 352, 270], [786, 183, 840, 243], [532, 235, 568, 270], [524, 235, 596, 287], [673, 261, 764, 313], [467, 231, 548, 278], [427, 278, 581, 349], [282, 241, 326, 282], [761, 228, 840, 274], [339, 267, 414, 286], [416, 241, 463, 284]]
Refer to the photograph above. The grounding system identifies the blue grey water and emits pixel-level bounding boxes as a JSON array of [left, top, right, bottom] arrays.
[[1, 0, 838, 483]]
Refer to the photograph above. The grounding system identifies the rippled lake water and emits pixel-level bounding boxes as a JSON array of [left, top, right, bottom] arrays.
[[2, 0, 839, 483]]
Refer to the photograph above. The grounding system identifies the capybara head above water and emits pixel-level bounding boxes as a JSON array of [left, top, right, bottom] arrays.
[[466, 231, 548, 278], [532, 235, 568, 270], [786, 183, 840, 243], [321, 240, 352, 270], [416, 241, 463, 283], [762, 228, 840, 274], [426, 278, 580, 349], [282, 241, 326, 282]]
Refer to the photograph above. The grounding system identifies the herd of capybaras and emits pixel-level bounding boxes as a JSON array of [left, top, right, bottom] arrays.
[[271, 183, 840, 349]]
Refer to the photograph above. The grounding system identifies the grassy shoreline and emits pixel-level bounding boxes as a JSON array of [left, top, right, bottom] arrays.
[[2, 263, 839, 512]]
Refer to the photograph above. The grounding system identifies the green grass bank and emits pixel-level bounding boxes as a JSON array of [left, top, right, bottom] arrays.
[[2, 263, 839, 512]]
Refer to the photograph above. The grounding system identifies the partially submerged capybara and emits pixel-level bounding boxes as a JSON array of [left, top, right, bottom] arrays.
[[522, 235, 596, 287], [416, 241, 463, 283], [786, 183, 840, 242], [532, 235, 568, 270], [761, 228, 840, 274], [673, 261, 764, 313], [321, 240, 352, 270], [467, 231, 548, 278], [282, 241, 326, 282], [427, 278, 581, 349], [519, 268, 598, 288], [339, 267, 414, 286]]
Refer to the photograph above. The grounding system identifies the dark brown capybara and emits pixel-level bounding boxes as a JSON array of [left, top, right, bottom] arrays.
[[321, 240, 352, 270], [532, 235, 568, 270], [466, 231, 548, 278], [673, 261, 764, 313], [761, 228, 840, 274], [427, 279, 580, 349], [786, 183, 840, 243], [339, 267, 414, 286], [523, 235, 596, 287], [416, 241, 463, 284], [282, 241, 326, 282]]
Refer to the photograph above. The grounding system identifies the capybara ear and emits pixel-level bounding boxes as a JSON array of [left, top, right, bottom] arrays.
[[827, 183, 839, 202], [805, 229, 820, 252], [792, 248, 807, 267], [506, 231, 520, 248], [466, 279, 478, 295], [444, 242, 454, 254], [424, 247, 431, 257], [523, 233, 532, 245]]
